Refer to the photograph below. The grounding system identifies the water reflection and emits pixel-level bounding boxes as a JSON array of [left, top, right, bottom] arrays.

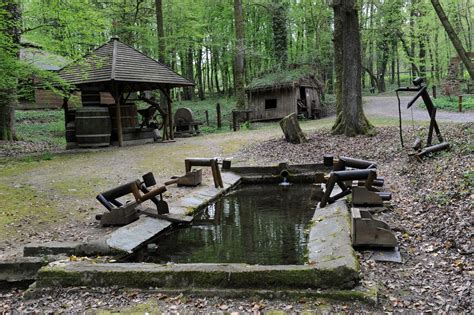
[[139, 184, 315, 265]]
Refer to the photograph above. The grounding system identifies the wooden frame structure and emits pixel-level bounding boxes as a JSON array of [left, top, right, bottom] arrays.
[[58, 38, 194, 146]]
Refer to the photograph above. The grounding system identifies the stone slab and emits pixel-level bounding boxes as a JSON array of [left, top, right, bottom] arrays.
[[23, 240, 121, 257], [24, 241, 81, 257], [36, 261, 357, 289], [105, 217, 172, 253], [308, 200, 359, 275], [0, 257, 49, 282]]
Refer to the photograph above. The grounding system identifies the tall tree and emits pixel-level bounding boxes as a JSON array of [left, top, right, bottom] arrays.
[[0, 0, 20, 141], [233, 0, 245, 109], [430, 0, 474, 79], [271, 0, 288, 69], [331, 0, 372, 136], [155, 0, 166, 64]]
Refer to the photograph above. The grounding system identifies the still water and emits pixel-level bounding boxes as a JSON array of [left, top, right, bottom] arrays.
[[137, 184, 316, 265]]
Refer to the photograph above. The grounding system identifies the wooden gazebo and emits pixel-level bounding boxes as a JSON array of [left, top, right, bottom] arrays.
[[58, 37, 194, 146]]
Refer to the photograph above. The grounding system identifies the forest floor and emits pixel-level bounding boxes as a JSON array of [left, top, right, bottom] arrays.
[[0, 99, 472, 313]]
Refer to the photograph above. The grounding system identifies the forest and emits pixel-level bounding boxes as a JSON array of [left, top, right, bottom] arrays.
[[0, 1, 473, 313], [1, 0, 473, 105]]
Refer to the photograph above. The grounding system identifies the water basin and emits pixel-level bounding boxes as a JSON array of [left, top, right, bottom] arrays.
[[134, 184, 316, 265]]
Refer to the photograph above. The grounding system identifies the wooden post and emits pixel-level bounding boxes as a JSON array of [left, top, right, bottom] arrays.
[[205, 110, 209, 126], [432, 85, 437, 99], [232, 111, 237, 131], [166, 88, 174, 140], [62, 96, 69, 127], [112, 86, 124, 147], [216, 103, 222, 129], [157, 85, 174, 140], [458, 95, 463, 112]]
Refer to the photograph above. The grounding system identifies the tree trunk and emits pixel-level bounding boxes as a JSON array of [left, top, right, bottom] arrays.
[[185, 45, 194, 100], [233, 0, 246, 109], [0, 1, 20, 141], [409, 0, 417, 81], [279, 113, 307, 144], [430, 0, 474, 79], [272, 0, 288, 69], [331, 0, 373, 136], [212, 48, 221, 94], [196, 48, 205, 100], [398, 32, 420, 77], [154, 0, 166, 64]]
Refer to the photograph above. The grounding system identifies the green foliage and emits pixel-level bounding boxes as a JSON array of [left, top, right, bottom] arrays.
[[428, 96, 474, 111], [15, 110, 65, 146]]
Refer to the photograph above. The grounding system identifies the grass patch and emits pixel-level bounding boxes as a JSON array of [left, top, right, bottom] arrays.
[[173, 96, 236, 133], [0, 182, 60, 239], [15, 109, 65, 146], [422, 95, 474, 111], [50, 176, 112, 199]]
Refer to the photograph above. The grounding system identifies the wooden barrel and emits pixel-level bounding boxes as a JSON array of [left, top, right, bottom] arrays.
[[108, 104, 138, 130], [81, 91, 101, 107], [75, 107, 111, 147]]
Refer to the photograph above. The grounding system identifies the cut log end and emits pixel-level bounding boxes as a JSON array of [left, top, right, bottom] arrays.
[[279, 113, 308, 144]]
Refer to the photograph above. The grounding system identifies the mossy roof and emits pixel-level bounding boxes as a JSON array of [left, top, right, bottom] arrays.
[[246, 66, 321, 92]]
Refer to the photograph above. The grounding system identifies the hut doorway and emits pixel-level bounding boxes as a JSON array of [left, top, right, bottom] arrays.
[[298, 87, 309, 118]]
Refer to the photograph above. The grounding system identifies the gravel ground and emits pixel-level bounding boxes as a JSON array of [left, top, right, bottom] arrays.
[[0, 119, 472, 313], [364, 96, 474, 123]]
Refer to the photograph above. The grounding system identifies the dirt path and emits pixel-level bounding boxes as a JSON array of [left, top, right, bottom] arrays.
[[363, 96, 474, 122], [0, 119, 339, 257]]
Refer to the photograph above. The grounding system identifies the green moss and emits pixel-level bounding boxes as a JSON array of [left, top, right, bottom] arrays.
[[50, 176, 111, 199], [0, 183, 61, 238], [247, 66, 320, 90]]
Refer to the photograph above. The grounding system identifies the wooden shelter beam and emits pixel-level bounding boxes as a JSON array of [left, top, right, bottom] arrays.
[[157, 84, 174, 140], [111, 83, 124, 147]]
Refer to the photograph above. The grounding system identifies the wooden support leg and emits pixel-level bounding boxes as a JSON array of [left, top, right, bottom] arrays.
[[320, 174, 337, 208]]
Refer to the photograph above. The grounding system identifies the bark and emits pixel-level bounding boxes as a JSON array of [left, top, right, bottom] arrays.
[[409, 0, 417, 80], [331, 0, 373, 136], [184, 45, 194, 100], [0, 1, 20, 141], [272, 0, 288, 69], [155, 0, 166, 64], [233, 0, 245, 109], [196, 48, 205, 100], [430, 0, 474, 79], [212, 48, 221, 94], [398, 32, 420, 77]]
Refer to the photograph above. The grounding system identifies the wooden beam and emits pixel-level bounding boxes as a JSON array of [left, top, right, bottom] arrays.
[[157, 84, 174, 140], [112, 84, 124, 147]]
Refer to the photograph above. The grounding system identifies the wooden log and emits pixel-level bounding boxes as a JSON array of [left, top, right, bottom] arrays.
[[216, 103, 222, 129], [416, 142, 450, 158], [279, 113, 307, 144]]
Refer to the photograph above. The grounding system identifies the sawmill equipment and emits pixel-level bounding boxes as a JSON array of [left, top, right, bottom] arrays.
[[185, 158, 223, 188], [351, 208, 397, 248], [395, 77, 449, 159], [96, 172, 169, 226], [174, 108, 202, 136], [165, 169, 203, 187]]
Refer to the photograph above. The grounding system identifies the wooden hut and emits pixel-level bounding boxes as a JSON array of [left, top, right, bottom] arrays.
[[18, 47, 69, 109], [246, 67, 324, 121], [58, 37, 194, 147]]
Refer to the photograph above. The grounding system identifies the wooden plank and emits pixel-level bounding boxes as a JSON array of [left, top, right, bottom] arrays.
[[105, 217, 172, 253]]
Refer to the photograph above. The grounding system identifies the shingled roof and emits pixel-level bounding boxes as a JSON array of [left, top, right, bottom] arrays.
[[58, 38, 194, 88]]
